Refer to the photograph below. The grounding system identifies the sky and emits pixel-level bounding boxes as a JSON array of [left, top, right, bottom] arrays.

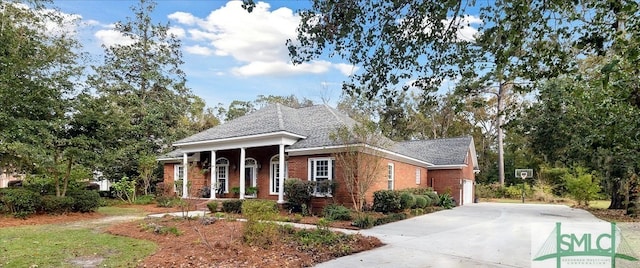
[[51, 0, 352, 108]]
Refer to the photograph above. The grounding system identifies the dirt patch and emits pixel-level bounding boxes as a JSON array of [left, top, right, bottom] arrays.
[[0, 212, 105, 228], [106, 217, 382, 267], [585, 208, 640, 222], [68, 255, 105, 268]]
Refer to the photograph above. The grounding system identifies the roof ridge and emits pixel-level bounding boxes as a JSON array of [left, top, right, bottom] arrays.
[[323, 104, 345, 125], [276, 103, 285, 130]]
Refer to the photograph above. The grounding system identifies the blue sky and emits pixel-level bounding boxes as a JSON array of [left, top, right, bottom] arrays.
[[52, 0, 352, 107]]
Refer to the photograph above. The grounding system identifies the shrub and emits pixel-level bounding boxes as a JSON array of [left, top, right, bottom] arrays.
[[323, 204, 352, 221], [425, 191, 439, 203], [399, 192, 416, 210], [155, 182, 170, 197], [352, 214, 374, 229], [372, 190, 402, 213], [414, 195, 427, 208], [206, 202, 219, 213], [155, 196, 177, 207], [411, 208, 425, 216], [134, 195, 155, 205], [422, 195, 433, 207], [85, 183, 100, 191], [40, 195, 75, 214], [401, 187, 434, 195], [1, 188, 42, 218], [69, 190, 101, 213], [374, 213, 406, 226], [7, 180, 23, 188], [438, 193, 456, 209], [242, 200, 279, 248], [564, 167, 600, 206], [222, 200, 243, 214], [284, 178, 313, 212], [112, 176, 137, 203]]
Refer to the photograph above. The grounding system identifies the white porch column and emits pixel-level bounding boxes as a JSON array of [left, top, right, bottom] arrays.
[[182, 153, 188, 198], [210, 150, 216, 200], [239, 147, 246, 199], [277, 144, 285, 204]]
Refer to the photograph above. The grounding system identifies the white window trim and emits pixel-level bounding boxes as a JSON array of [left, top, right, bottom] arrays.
[[216, 158, 229, 194], [244, 157, 258, 188], [173, 164, 184, 192], [388, 163, 395, 190], [308, 157, 335, 197], [415, 168, 421, 185], [269, 155, 288, 195]]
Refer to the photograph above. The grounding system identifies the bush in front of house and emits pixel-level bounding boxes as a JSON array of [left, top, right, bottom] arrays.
[[0, 188, 42, 218], [438, 193, 456, 209], [40, 195, 75, 214], [352, 214, 374, 229], [206, 201, 218, 213], [414, 195, 427, 208], [242, 200, 279, 248], [374, 213, 407, 226], [372, 190, 402, 213], [401, 187, 435, 196], [284, 178, 313, 213], [323, 204, 352, 221], [399, 192, 416, 210], [425, 191, 439, 203], [221, 200, 243, 214], [69, 190, 101, 212], [155, 195, 178, 207]]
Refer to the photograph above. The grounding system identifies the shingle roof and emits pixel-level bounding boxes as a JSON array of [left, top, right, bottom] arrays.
[[168, 104, 474, 167], [393, 136, 474, 166]]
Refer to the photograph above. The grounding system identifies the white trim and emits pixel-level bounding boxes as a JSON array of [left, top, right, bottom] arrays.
[[182, 153, 188, 198], [173, 164, 184, 193], [269, 154, 287, 195], [244, 157, 258, 188], [174, 131, 305, 147], [210, 150, 216, 200], [308, 157, 335, 196], [215, 157, 230, 194], [428, 165, 467, 170], [277, 144, 286, 203], [387, 163, 395, 190], [415, 167, 421, 185], [239, 148, 246, 199]]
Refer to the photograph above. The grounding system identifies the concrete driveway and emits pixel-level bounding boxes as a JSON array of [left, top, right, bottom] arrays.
[[315, 203, 603, 268]]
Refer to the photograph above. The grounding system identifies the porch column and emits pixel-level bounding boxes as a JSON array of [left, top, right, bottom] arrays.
[[277, 144, 285, 204], [182, 153, 188, 198], [239, 147, 246, 199], [210, 150, 216, 200]]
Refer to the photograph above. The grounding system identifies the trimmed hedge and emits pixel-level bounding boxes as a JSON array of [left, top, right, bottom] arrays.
[[40, 195, 75, 214], [372, 190, 402, 213], [399, 192, 416, 210], [0, 188, 41, 218], [414, 195, 427, 208], [374, 213, 407, 226], [69, 190, 101, 213], [323, 204, 352, 221], [222, 200, 243, 213], [284, 179, 313, 213]]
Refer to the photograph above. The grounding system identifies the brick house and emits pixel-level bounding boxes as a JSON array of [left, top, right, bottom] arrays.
[[158, 104, 479, 207]]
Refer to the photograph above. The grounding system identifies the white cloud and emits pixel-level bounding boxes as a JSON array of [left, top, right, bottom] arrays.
[[333, 63, 358, 76], [168, 11, 198, 25], [232, 60, 332, 77], [94, 28, 135, 47], [185, 45, 214, 56], [167, 26, 186, 38], [443, 15, 482, 42], [168, 1, 352, 77]]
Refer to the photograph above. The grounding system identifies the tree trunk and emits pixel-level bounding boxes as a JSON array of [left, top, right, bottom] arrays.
[[625, 174, 639, 216], [497, 83, 505, 185], [61, 156, 72, 197], [609, 179, 625, 209]]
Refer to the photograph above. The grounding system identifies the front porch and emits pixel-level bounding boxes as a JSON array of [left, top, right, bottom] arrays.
[[159, 131, 303, 204]]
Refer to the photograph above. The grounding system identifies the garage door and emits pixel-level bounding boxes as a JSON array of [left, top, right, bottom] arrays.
[[462, 179, 473, 205]]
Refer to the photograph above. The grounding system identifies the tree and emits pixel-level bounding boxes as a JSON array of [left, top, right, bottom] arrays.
[[88, 0, 194, 181], [0, 1, 89, 196], [254, 94, 314, 109], [330, 124, 390, 212], [137, 153, 156, 195]]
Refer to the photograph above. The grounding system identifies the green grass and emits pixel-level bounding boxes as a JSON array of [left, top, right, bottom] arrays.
[[0, 224, 156, 267]]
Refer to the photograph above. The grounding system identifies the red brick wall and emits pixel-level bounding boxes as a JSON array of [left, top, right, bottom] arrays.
[[429, 150, 476, 206]]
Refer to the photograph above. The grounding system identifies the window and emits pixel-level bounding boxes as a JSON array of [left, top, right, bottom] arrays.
[[415, 168, 421, 185], [270, 155, 288, 195], [309, 157, 335, 195], [387, 163, 394, 190], [173, 164, 184, 192], [216, 158, 229, 193]]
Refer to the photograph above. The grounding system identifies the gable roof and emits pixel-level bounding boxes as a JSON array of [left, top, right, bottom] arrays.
[[164, 104, 476, 169]]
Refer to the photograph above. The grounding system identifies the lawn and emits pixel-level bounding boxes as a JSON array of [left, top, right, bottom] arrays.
[[0, 224, 156, 267]]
